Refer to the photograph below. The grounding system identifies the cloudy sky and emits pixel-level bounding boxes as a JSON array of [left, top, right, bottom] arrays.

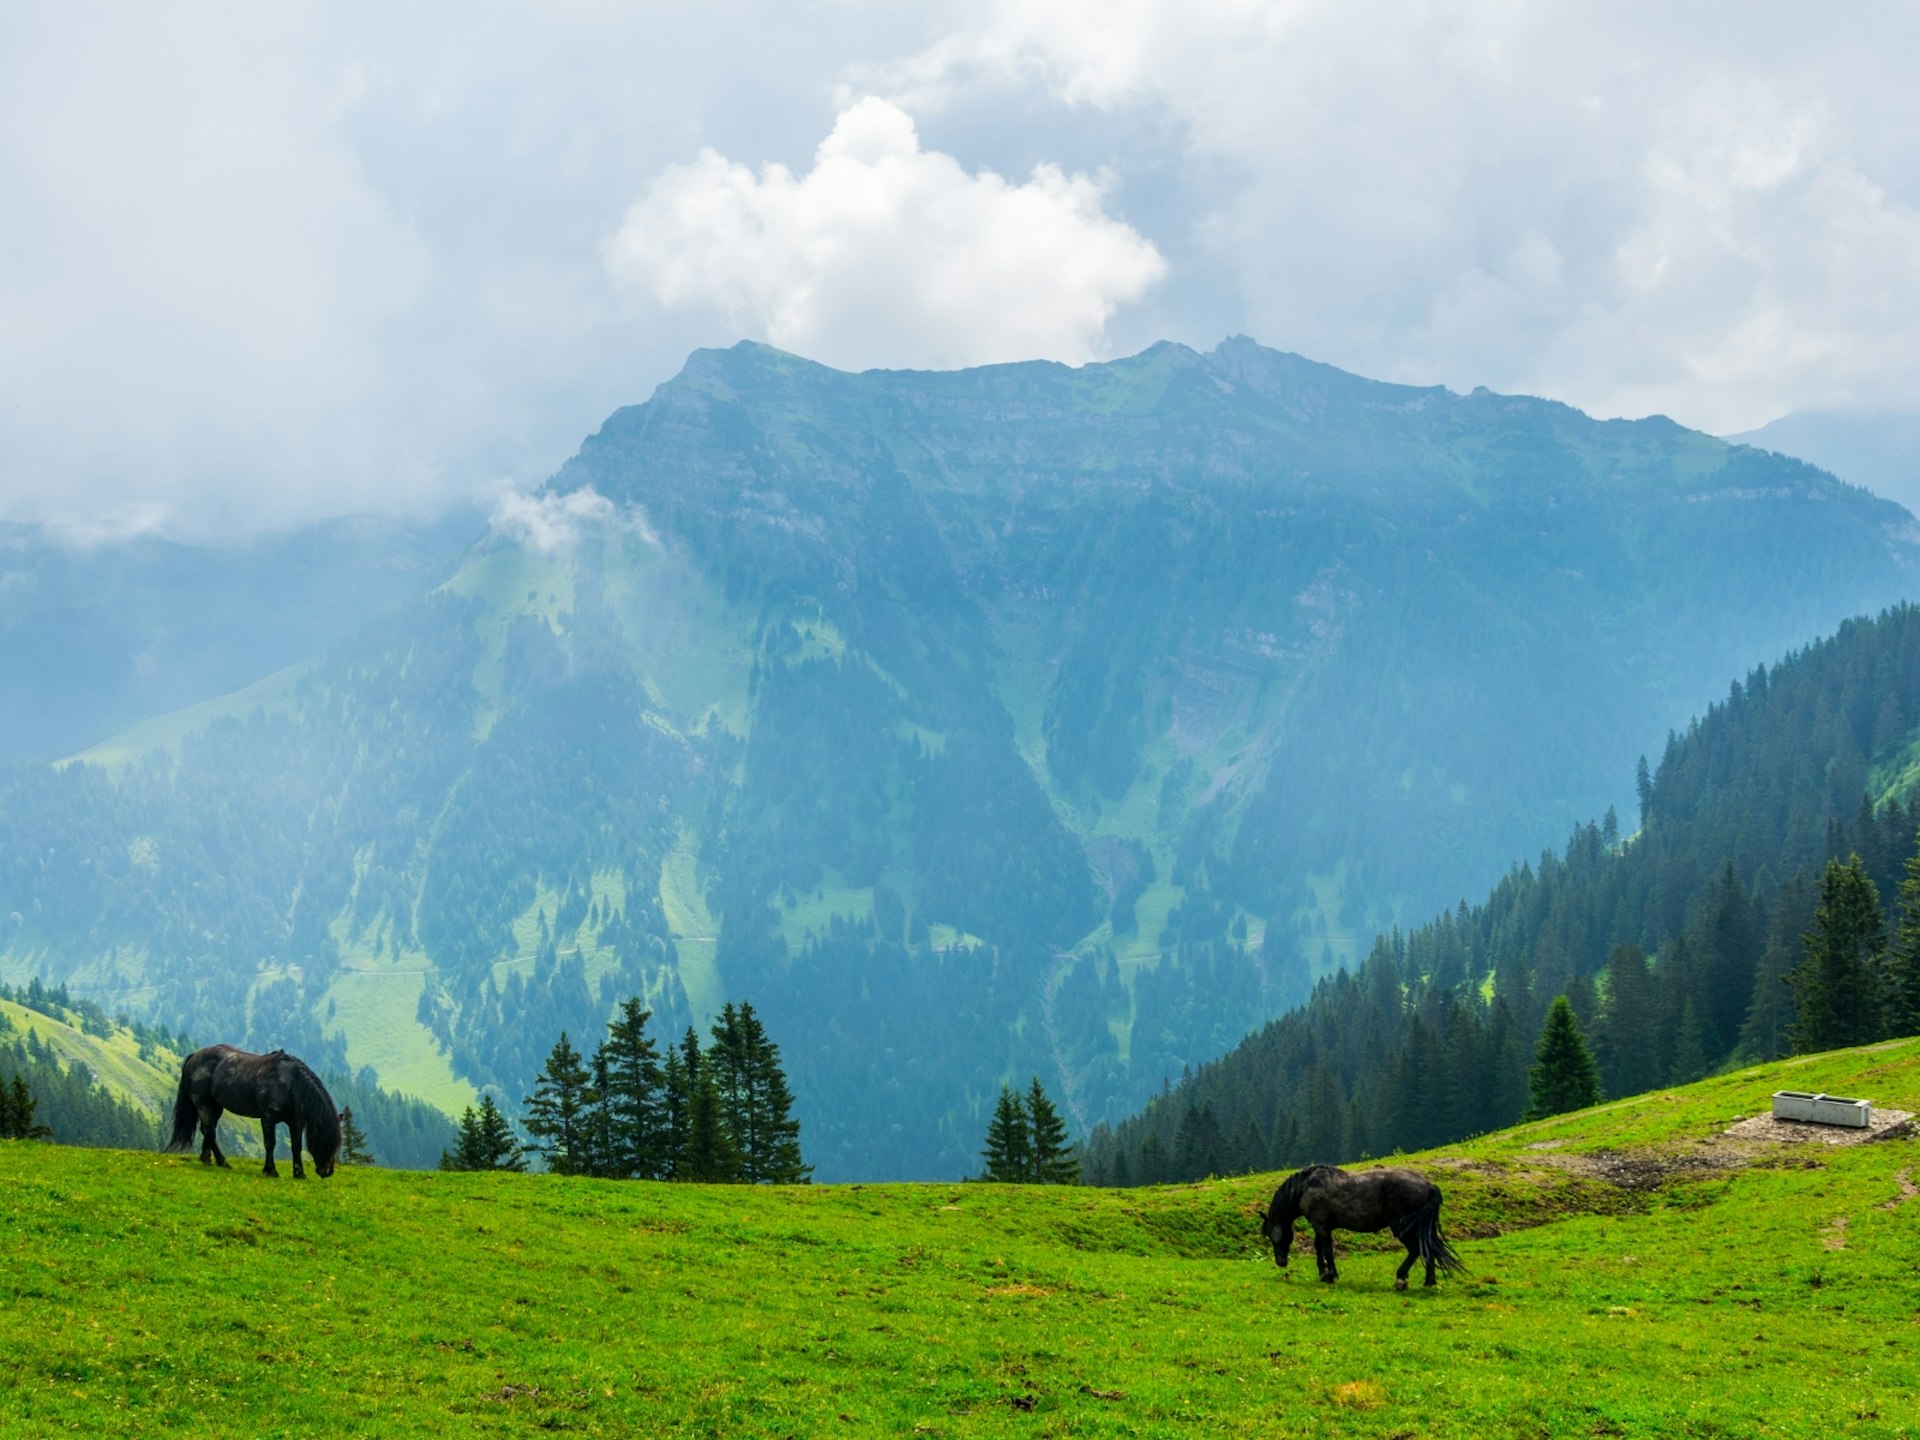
[[4, 1, 1918, 538]]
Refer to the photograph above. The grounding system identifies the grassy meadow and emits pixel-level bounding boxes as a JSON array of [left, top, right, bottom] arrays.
[[3, 1040, 1918, 1437]]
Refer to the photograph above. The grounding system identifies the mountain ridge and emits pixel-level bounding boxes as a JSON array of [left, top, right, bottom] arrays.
[[5, 337, 1918, 1179]]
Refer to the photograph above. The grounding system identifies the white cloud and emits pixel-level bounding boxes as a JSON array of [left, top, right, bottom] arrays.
[[487, 486, 656, 553], [880, 1, 1920, 432], [7, 3, 1920, 540], [602, 97, 1166, 371]]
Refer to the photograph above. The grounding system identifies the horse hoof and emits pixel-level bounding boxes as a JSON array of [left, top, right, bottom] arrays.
[[1395, 1280, 1408, 1292]]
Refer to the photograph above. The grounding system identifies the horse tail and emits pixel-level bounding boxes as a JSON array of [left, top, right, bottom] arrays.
[[164, 1056, 200, 1152], [1415, 1185, 1466, 1276], [293, 1064, 342, 1168]]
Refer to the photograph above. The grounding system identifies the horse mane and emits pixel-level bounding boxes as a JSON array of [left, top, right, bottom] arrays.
[[1268, 1163, 1335, 1221], [286, 1058, 341, 1166], [1279, 1164, 1333, 1204]]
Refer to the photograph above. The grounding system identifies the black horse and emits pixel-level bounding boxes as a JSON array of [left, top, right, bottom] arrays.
[[166, 1044, 341, 1179], [1260, 1164, 1463, 1289]]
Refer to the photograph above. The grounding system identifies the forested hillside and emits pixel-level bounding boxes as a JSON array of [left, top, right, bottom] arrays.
[[1085, 604, 1920, 1183], [4, 338, 1918, 1179]]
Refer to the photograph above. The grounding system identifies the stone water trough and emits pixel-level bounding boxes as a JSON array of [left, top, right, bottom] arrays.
[[1771, 1090, 1872, 1127]]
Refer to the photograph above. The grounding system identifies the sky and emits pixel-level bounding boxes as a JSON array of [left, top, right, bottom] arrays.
[[4, 1, 1919, 539]]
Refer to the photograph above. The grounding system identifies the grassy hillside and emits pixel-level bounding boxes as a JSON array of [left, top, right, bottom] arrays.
[[0, 997, 186, 1121], [4, 1040, 1916, 1437]]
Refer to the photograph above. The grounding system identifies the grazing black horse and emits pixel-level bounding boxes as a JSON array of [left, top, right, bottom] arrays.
[[1260, 1164, 1463, 1290], [166, 1045, 341, 1179]]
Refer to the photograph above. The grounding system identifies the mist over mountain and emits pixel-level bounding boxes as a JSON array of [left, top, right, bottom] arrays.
[[1728, 410, 1920, 518], [0, 511, 479, 765], [3, 338, 1917, 1179]]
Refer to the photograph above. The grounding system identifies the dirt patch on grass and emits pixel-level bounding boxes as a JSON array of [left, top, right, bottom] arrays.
[[1718, 1109, 1913, 1147], [1878, 1168, 1917, 1211], [1823, 1215, 1849, 1251], [1517, 1106, 1913, 1195], [1548, 1147, 1742, 1190]]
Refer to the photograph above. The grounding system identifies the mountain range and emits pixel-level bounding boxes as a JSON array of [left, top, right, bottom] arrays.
[[3, 337, 1917, 1178]]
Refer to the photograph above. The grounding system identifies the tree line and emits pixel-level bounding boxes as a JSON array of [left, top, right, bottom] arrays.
[[442, 996, 809, 1183], [1083, 604, 1920, 1185]]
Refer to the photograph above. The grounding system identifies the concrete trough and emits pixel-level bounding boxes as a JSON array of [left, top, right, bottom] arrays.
[[1771, 1090, 1872, 1127]]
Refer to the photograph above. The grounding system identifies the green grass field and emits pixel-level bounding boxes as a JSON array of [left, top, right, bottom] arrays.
[[4, 1041, 1917, 1437]]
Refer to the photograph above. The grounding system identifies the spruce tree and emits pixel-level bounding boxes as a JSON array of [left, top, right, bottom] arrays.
[[1788, 854, 1885, 1052], [1027, 1077, 1077, 1184], [1596, 945, 1660, 1099], [338, 1106, 374, 1165], [1740, 877, 1807, 1061], [523, 1031, 593, 1175], [1884, 834, 1920, 1038], [1668, 997, 1708, 1085], [682, 1063, 742, 1182], [659, 1039, 693, 1180], [735, 1003, 807, 1183], [707, 1002, 752, 1153], [602, 998, 664, 1179], [981, 1084, 1032, 1181], [2, 1074, 48, 1140], [582, 1047, 618, 1178], [1526, 995, 1602, 1119], [1298, 1064, 1349, 1163]]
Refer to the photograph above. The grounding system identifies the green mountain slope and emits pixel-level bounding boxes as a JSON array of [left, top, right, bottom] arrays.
[[5, 339, 1919, 1179], [0, 511, 478, 765], [4, 1039, 1916, 1437], [1090, 603, 1920, 1182]]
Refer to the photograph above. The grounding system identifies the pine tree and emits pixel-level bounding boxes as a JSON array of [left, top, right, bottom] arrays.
[[1298, 1064, 1349, 1163], [707, 1002, 752, 1153], [458, 1095, 526, 1171], [1026, 1077, 1077, 1183], [523, 1031, 593, 1175], [582, 1047, 618, 1178], [1740, 876, 1806, 1061], [1788, 854, 1885, 1052], [338, 1106, 374, 1165], [981, 1084, 1032, 1181], [1692, 863, 1762, 1056], [1596, 945, 1660, 1098], [659, 1039, 693, 1180], [1, 1073, 51, 1140], [1884, 833, 1920, 1038], [734, 1004, 807, 1184], [601, 998, 665, 1179], [1668, 996, 1708, 1085], [681, 1063, 742, 1182], [1526, 995, 1602, 1119]]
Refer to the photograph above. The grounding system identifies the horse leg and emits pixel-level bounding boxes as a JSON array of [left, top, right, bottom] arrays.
[[1316, 1227, 1337, 1283], [1424, 1251, 1438, 1288], [1395, 1238, 1418, 1292], [200, 1105, 229, 1167], [289, 1118, 306, 1179], [260, 1117, 279, 1178]]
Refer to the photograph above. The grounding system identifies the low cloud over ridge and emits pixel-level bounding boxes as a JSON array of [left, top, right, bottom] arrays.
[[603, 98, 1165, 373]]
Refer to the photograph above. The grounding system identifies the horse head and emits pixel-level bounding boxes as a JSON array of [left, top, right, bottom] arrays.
[[1260, 1200, 1297, 1269]]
